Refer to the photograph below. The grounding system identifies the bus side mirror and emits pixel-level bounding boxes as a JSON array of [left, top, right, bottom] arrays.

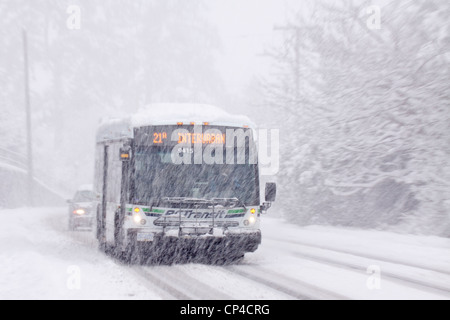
[[261, 183, 277, 213], [265, 182, 277, 203]]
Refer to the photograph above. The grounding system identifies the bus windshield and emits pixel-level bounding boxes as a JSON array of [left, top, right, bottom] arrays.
[[130, 146, 259, 206]]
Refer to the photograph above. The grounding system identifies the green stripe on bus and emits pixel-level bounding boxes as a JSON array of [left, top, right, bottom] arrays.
[[151, 209, 165, 214], [228, 209, 245, 214], [127, 207, 154, 212]]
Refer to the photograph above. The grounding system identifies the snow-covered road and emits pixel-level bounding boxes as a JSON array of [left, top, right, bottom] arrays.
[[0, 207, 449, 300]]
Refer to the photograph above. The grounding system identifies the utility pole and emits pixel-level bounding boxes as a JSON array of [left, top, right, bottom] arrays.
[[23, 29, 33, 207]]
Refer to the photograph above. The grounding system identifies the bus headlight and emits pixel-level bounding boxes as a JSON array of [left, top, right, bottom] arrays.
[[133, 214, 141, 224], [244, 216, 256, 226], [132, 213, 146, 226]]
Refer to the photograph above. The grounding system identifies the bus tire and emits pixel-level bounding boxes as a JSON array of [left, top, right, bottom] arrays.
[[96, 206, 109, 253], [96, 206, 102, 241]]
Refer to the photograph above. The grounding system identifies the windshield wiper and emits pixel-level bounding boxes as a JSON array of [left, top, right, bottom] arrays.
[[211, 198, 246, 210], [156, 197, 246, 210]]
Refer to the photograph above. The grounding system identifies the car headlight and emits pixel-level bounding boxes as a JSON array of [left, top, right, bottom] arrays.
[[73, 209, 86, 215]]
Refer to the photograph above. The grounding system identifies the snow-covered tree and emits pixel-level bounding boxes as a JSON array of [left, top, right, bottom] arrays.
[[260, 0, 450, 235]]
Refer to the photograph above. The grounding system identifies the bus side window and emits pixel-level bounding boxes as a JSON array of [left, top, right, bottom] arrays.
[[94, 145, 104, 198], [106, 143, 122, 203]]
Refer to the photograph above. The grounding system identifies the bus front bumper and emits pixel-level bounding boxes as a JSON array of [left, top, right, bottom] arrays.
[[126, 229, 262, 258]]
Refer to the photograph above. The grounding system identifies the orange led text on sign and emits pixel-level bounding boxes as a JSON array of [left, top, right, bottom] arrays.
[[153, 132, 168, 144], [178, 133, 226, 144]]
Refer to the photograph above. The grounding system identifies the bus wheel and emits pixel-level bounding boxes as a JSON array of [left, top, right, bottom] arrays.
[[96, 206, 102, 241], [122, 242, 142, 265], [98, 238, 108, 253]]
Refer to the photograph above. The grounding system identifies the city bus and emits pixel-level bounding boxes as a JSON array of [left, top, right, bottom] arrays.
[[93, 104, 276, 264]]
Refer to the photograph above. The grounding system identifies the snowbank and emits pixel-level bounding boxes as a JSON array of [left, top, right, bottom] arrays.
[[0, 208, 160, 300], [0, 166, 65, 208]]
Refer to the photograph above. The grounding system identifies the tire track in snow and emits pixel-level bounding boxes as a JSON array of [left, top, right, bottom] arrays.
[[224, 265, 350, 300], [290, 250, 450, 298], [130, 267, 192, 299], [264, 236, 450, 297], [268, 236, 450, 276], [133, 266, 234, 300]]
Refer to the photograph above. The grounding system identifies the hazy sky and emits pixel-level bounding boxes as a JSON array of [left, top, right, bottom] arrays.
[[209, 0, 301, 92]]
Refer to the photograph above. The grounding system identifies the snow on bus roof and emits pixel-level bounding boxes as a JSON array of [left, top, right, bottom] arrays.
[[131, 104, 255, 128], [96, 104, 256, 142]]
